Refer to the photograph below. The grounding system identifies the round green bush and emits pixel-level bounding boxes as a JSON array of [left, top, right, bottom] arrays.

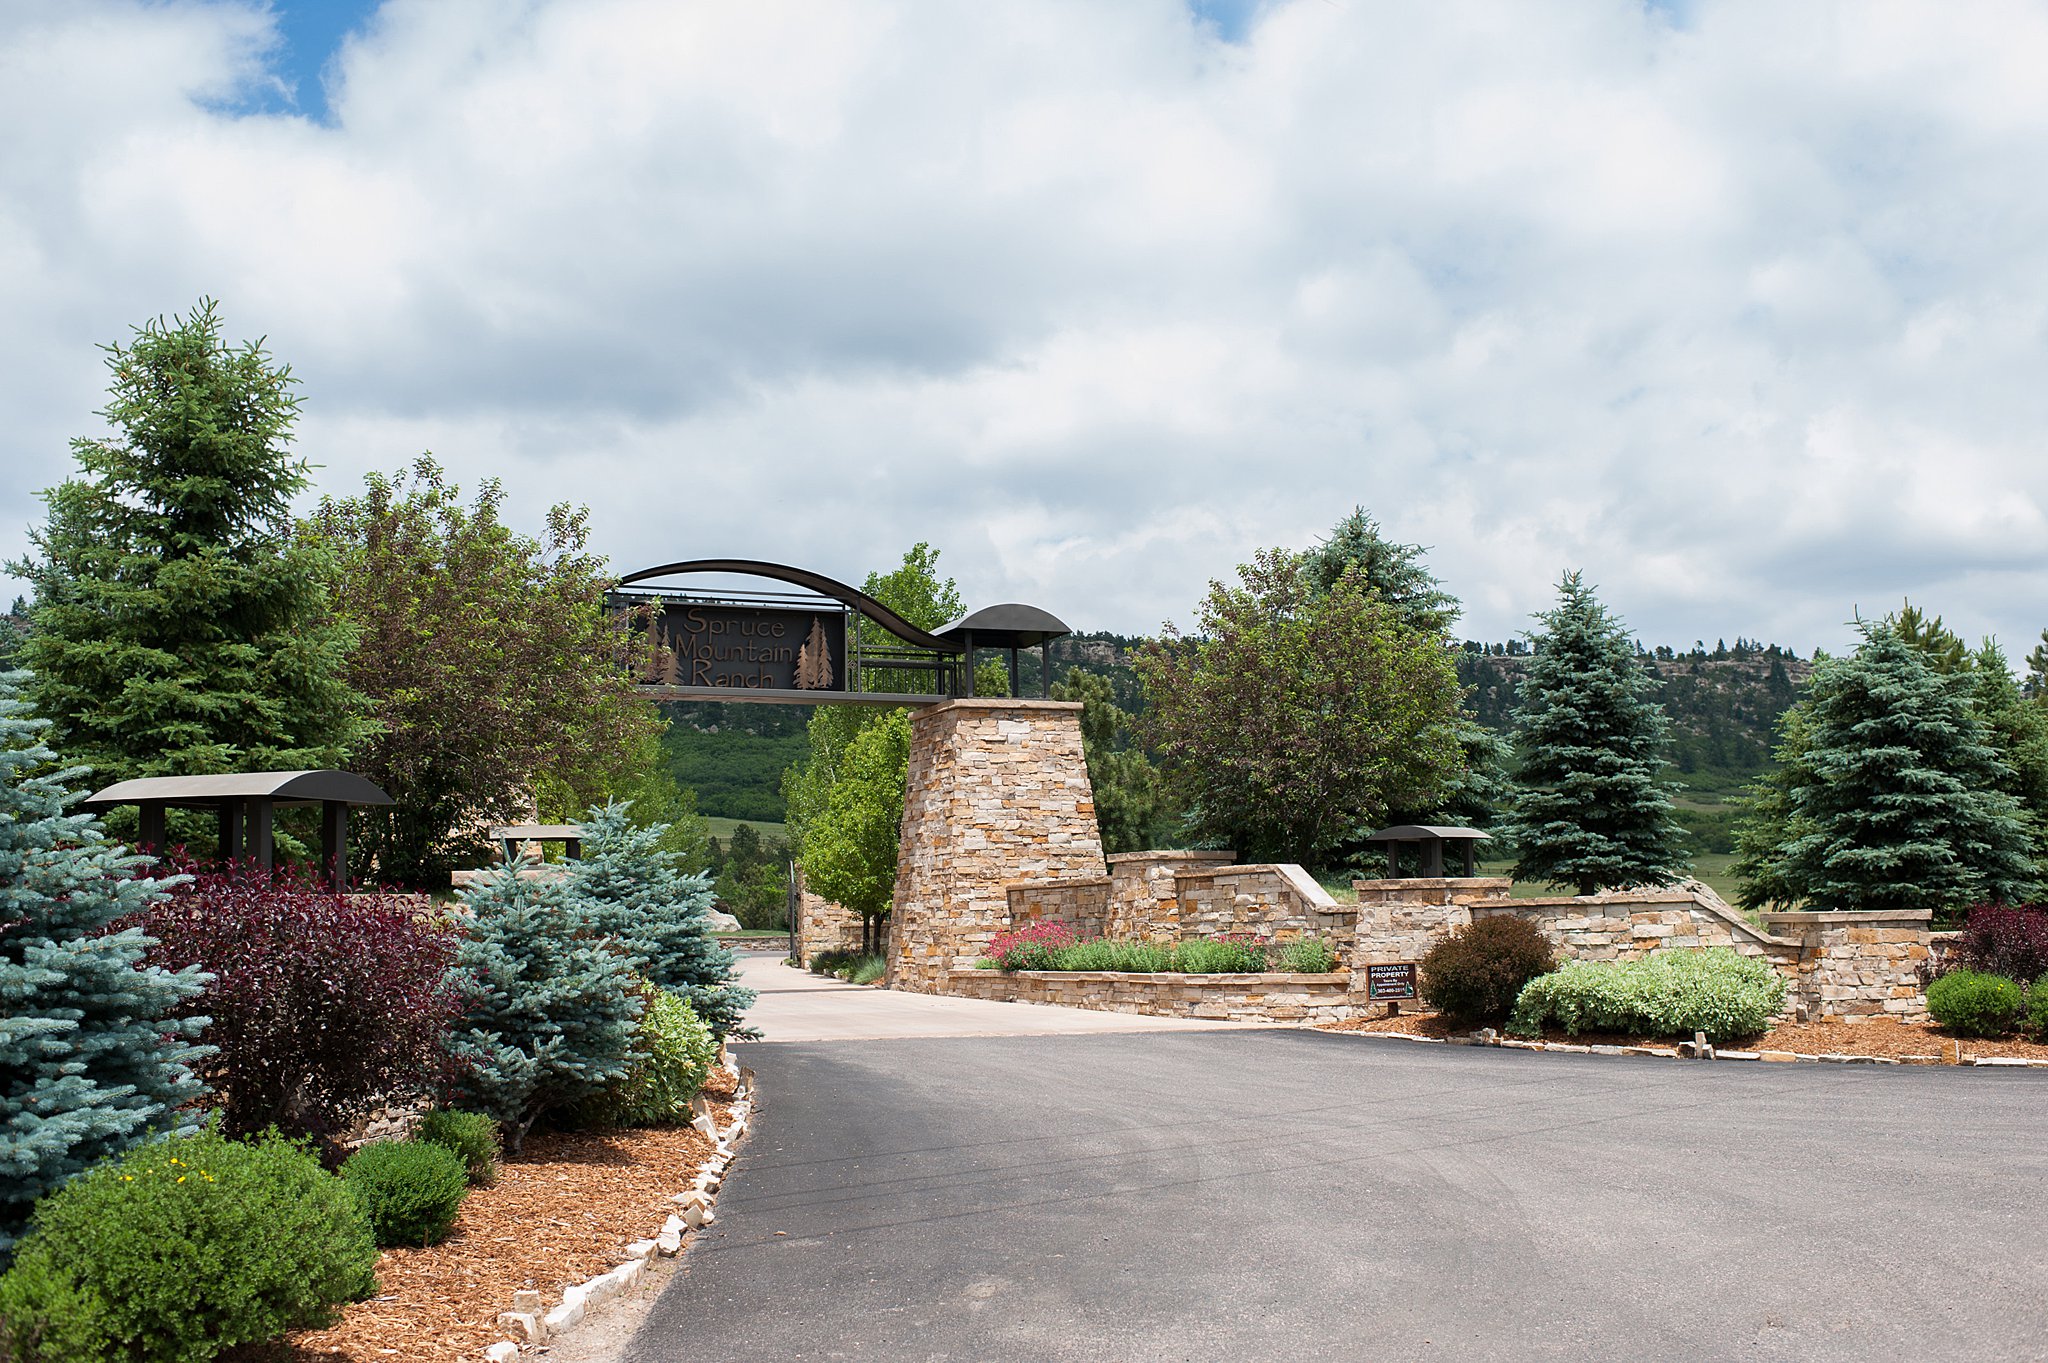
[[415, 1109, 500, 1187], [584, 990, 720, 1129], [1507, 949, 1786, 1043], [1419, 915, 1558, 1026], [1926, 969, 2026, 1038], [341, 1139, 469, 1248], [0, 1128, 376, 1363]]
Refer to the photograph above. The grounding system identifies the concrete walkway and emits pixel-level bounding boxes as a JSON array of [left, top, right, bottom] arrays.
[[736, 952, 1256, 1041]]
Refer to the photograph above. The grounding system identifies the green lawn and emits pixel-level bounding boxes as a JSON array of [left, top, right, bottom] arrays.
[[703, 816, 788, 845], [1474, 852, 1744, 908]]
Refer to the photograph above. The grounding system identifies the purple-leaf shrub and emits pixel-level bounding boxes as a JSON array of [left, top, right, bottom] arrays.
[[137, 860, 459, 1148], [1952, 903, 2048, 984]]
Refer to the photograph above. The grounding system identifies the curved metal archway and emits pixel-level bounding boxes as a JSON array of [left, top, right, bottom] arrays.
[[615, 558, 962, 654]]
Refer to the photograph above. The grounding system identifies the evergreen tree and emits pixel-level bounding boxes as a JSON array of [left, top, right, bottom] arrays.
[[566, 802, 754, 1037], [1050, 667, 1170, 854], [1503, 574, 1686, 894], [0, 671, 211, 1256], [1297, 508, 1460, 635], [9, 303, 366, 821], [2024, 629, 2048, 700], [440, 863, 642, 1152], [1732, 626, 2036, 914]]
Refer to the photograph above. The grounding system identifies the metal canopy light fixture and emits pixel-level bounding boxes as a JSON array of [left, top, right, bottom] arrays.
[[81, 769, 394, 888]]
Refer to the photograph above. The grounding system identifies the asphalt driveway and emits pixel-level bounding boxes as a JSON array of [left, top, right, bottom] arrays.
[[620, 1028, 2048, 1362]]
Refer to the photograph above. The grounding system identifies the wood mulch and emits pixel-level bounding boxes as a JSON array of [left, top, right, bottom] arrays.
[[250, 1071, 736, 1363], [1318, 1011, 2048, 1062]]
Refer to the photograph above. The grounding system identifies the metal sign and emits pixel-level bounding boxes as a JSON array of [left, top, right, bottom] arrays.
[[1365, 962, 1419, 1001], [638, 602, 847, 694]]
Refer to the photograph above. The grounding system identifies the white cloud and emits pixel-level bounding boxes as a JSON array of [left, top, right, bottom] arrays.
[[3, 0, 2048, 657]]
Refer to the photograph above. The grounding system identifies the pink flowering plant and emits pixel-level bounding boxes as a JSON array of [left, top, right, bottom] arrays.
[[987, 921, 1079, 971]]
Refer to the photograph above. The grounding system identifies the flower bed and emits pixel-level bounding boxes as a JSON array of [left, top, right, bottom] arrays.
[[281, 1069, 736, 1361]]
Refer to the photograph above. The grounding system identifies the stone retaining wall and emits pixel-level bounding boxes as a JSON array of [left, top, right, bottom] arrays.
[[795, 878, 864, 964], [945, 968, 1353, 1023], [1761, 910, 1934, 1023]]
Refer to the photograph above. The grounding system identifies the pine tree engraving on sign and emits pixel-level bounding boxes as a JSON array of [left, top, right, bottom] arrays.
[[795, 618, 834, 690]]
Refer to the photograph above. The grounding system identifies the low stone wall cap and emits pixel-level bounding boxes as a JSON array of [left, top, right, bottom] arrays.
[[912, 697, 1084, 715], [1760, 909, 1935, 925], [1106, 850, 1237, 864]]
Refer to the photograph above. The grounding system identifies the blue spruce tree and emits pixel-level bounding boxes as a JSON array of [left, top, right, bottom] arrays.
[[0, 671, 210, 1256], [568, 802, 754, 1038], [1503, 574, 1688, 894], [441, 863, 643, 1152]]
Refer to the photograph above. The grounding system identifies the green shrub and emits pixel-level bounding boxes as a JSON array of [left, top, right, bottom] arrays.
[[0, 1129, 376, 1363], [1277, 938, 1340, 974], [1507, 949, 1786, 1043], [808, 950, 862, 976], [1420, 916, 1557, 1026], [1166, 938, 1269, 973], [849, 956, 888, 986], [1926, 970, 2026, 1037], [341, 1139, 468, 1248], [2027, 981, 2048, 1042], [1055, 939, 1173, 972], [415, 1109, 499, 1187], [600, 991, 719, 1127]]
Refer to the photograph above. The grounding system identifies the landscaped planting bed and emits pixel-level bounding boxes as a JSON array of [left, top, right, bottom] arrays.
[[1319, 1013, 2048, 1063], [282, 1070, 736, 1361]]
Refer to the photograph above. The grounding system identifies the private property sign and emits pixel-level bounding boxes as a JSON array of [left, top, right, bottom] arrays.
[[1365, 962, 1418, 1001]]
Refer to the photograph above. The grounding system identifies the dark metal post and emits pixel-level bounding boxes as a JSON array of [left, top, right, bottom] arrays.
[[565, 837, 582, 860], [1422, 837, 1444, 878], [249, 798, 275, 875], [1042, 641, 1051, 697], [1461, 840, 1477, 877], [218, 801, 244, 866], [321, 800, 349, 891], [1007, 647, 1020, 697], [138, 802, 166, 854], [961, 631, 973, 697]]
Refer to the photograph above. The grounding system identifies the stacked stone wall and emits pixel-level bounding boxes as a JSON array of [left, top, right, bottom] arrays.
[[795, 878, 864, 964], [1762, 911, 1934, 1023], [945, 969, 1352, 1023], [1470, 891, 1797, 966], [1174, 864, 1352, 948], [1103, 851, 1237, 938], [887, 699, 1107, 993], [1005, 875, 1111, 937]]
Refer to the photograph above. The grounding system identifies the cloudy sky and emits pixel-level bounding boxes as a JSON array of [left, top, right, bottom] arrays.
[[4, 0, 2046, 655]]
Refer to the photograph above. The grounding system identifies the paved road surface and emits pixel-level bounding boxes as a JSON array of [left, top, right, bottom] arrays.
[[735, 952, 1259, 1041], [616, 1018, 2048, 1362]]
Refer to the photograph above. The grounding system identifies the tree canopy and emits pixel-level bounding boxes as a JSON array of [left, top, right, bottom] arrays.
[[1733, 624, 2037, 913], [1136, 547, 1463, 869], [10, 301, 366, 815], [303, 457, 659, 886], [1502, 573, 1687, 894]]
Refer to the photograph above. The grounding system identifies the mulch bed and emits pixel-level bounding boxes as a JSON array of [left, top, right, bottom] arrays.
[[1319, 1012, 2048, 1062], [259, 1071, 736, 1363]]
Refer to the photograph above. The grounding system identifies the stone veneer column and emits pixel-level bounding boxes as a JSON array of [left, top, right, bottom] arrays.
[[887, 699, 1106, 993]]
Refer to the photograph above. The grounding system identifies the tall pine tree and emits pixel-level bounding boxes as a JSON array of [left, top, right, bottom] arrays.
[[9, 302, 365, 818], [1732, 625, 2036, 913], [567, 802, 753, 1037], [0, 671, 211, 1256], [1503, 574, 1686, 894]]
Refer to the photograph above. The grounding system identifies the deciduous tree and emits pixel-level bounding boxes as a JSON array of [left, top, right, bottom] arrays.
[[304, 458, 659, 886], [1135, 548, 1463, 869]]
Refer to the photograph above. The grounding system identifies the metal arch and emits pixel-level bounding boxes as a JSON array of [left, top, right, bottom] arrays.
[[615, 559, 962, 653]]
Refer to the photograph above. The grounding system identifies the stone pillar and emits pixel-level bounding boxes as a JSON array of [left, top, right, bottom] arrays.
[[1760, 909, 1934, 1022], [1349, 877, 1513, 1009], [1104, 850, 1236, 939], [887, 699, 1106, 993]]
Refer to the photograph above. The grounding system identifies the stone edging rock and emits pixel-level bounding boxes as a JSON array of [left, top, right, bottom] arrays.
[[480, 1065, 756, 1361], [1339, 1029, 2048, 1068]]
